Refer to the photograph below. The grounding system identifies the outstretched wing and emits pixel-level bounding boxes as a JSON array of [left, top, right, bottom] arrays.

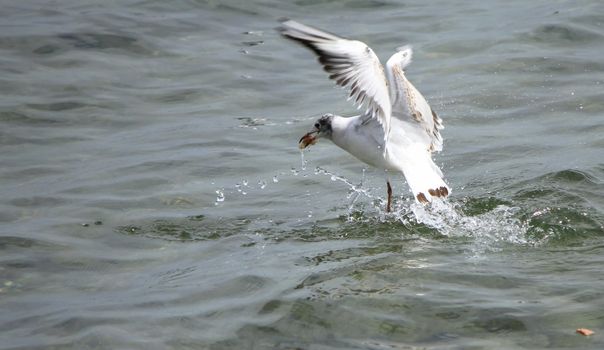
[[279, 19, 392, 139], [386, 46, 444, 152]]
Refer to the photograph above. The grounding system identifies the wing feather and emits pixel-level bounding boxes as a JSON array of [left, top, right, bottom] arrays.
[[279, 20, 392, 140], [386, 47, 444, 152]]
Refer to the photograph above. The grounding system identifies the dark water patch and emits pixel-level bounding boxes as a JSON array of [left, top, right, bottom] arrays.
[[513, 169, 603, 203], [495, 56, 604, 75], [153, 88, 208, 104], [210, 293, 536, 349], [1, 32, 154, 57], [26, 101, 90, 111], [0, 132, 90, 146], [212, 3, 261, 16], [1, 166, 65, 181], [195, 275, 270, 300], [0, 236, 55, 250], [267, 215, 442, 243], [0, 110, 64, 126], [460, 196, 513, 216], [294, 0, 393, 9], [525, 23, 602, 45], [115, 215, 256, 241], [464, 315, 527, 333], [10, 196, 69, 208], [32, 44, 62, 55], [510, 169, 604, 244], [155, 265, 197, 286], [258, 299, 284, 315], [0, 209, 21, 223], [43, 316, 129, 338], [116, 159, 191, 174], [277, 298, 410, 340], [548, 169, 601, 184], [57, 32, 152, 55], [301, 242, 414, 267], [522, 207, 603, 244]]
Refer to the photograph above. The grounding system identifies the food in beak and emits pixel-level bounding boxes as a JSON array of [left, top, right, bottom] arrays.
[[298, 132, 318, 149]]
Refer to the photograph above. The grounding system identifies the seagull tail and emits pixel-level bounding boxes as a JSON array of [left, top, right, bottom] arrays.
[[400, 157, 450, 204]]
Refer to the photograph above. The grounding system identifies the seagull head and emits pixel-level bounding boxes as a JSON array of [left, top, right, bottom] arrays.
[[299, 113, 334, 149]]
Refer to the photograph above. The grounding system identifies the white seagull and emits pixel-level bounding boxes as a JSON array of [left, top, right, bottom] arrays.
[[279, 20, 450, 211]]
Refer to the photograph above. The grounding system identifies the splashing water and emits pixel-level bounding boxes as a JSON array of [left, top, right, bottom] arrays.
[[300, 151, 307, 171], [314, 166, 379, 213], [406, 199, 530, 255], [210, 157, 530, 253], [215, 189, 225, 204], [235, 183, 247, 195]]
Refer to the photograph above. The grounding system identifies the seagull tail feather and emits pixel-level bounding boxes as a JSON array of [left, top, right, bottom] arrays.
[[400, 157, 450, 204]]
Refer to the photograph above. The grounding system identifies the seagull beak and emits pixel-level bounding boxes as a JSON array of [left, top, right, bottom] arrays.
[[298, 131, 318, 149]]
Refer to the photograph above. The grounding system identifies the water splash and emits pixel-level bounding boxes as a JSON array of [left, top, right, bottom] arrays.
[[406, 199, 529, 255], [210, 158, 531, 255], [300, 151, 307, 171], [314, 166, 379, 214], [235, 182, 247, 195], [215, 189, 225, 204]]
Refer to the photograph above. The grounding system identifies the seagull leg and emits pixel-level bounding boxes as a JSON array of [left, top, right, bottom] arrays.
[[386, 180, 392, 213]]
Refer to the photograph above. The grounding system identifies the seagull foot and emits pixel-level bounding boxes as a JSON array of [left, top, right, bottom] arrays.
[[386, 181, 392, 213]]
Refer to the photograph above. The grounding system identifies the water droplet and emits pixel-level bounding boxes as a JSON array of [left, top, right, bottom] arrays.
[[291, 168, 298, 176], [258, 180, 267, 189], [300, 151, 307, 170], [272, 175, 279, 183], [331, 175, 337, 181], [215, 190, 225, 203], [242, 179, 248, 186]]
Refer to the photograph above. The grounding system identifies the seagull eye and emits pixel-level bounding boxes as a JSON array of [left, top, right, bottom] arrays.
[[314, 123, 320, 129]]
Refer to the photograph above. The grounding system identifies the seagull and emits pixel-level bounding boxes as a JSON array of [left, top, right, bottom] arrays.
[[279, 20, 450, 212]]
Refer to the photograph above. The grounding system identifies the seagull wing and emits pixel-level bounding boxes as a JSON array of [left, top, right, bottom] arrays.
[[279, 20, 392, 139], [386, 46, 444, 153]]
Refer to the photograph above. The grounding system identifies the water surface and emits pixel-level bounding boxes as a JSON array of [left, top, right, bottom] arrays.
[[1, 1, 603, 349]]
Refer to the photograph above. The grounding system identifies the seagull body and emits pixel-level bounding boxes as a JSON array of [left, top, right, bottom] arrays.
[[280, 20, 450, 209]]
